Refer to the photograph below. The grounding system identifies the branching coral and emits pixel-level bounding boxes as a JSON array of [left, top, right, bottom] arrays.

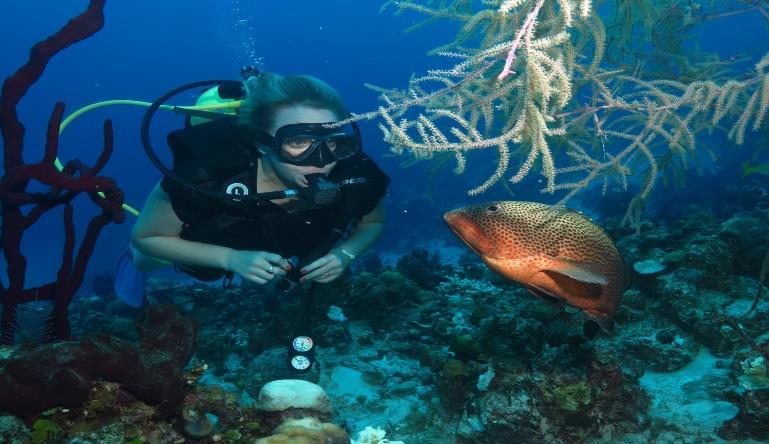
[[0, 0, 125, 344], [359, 0, 769, 227]]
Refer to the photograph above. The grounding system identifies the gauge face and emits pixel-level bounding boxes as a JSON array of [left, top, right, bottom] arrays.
[[290, 355, 311, 371], [225, 182, 249, 196], [292, 336, 314, 352]]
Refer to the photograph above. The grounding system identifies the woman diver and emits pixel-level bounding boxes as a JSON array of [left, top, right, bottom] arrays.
[[123, 71, 389, 295]]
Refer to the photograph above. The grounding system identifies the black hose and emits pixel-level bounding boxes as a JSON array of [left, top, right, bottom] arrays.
[[140, 79, 290, 203]]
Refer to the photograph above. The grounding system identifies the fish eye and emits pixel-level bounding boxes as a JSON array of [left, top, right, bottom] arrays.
[[486, 204, 499, 212]]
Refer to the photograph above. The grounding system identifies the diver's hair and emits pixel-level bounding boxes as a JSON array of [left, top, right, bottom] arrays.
[[240, 72, 348, 133]]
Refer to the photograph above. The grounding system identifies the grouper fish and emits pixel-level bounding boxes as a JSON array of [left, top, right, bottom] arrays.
[[444, 201, 630, 333]]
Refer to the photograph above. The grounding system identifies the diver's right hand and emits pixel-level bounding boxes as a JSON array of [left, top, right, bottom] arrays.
[[225, 250, 290, 285]]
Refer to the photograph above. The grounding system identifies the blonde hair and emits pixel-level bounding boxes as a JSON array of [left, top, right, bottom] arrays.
[[240, 72, 348, 132]]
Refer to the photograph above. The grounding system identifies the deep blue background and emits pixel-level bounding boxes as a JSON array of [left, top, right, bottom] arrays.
[[1, 1, 767, 291]]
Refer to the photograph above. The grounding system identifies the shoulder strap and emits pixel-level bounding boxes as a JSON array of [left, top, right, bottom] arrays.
[[166, 118, 256, 184]]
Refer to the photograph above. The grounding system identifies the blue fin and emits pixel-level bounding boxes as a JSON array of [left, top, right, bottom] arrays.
[[113, 247, 146, 307]]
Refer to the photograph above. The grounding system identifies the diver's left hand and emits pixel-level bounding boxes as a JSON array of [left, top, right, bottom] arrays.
[[300, 249, 351, 283]]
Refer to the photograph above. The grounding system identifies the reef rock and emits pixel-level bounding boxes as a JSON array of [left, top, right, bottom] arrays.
[[255, 379, 335, 433], [256, 379, 332, 413], [255, 417, 349, 444], [0, 304, 196, 417], [719, 215, 769, 274]]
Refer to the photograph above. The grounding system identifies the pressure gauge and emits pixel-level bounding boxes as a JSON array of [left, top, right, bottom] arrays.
[[292, 336, 314, 353], [290, 355, 312, 371]]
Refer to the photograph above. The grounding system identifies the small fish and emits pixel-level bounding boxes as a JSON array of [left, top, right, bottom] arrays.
[[742, 162, 769, 178], [444, 201, 630, 333]]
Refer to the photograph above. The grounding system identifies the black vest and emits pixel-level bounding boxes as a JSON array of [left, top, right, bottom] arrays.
[[160, 119, 390, 280]]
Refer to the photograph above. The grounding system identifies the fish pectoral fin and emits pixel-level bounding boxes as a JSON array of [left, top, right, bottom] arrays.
[[583, 310, 614, 333], [541, 256, 608, 285], [526, 284, 566, 306]]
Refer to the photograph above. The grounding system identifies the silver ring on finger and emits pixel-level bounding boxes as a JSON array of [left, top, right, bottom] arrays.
[[267, 265, 274, 273]]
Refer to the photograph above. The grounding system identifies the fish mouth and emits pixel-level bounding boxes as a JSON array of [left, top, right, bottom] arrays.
[[449, 226, 482, 257], [443, 211, 494, 257]]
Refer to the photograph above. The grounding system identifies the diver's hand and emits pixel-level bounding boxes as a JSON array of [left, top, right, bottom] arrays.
[[225, 250, 290, 285], [300, 249, 351, 283]]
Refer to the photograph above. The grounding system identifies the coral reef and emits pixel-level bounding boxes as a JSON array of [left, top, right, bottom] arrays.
[[738, 356, 769, 391], [1, 198, 766, 442], [0, 415, 29, 443], [251, 380, 349, 443], [256, 417, 349, 444], [255, 379, 333, 430], [719, 389, 769, 441], [395, 248, 450, 289], [0, 304, 195, 417], [352, 426, 405, 444]]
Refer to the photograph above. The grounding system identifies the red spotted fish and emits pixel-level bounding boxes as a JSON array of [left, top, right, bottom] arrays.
[[444, 201, 630, 333]]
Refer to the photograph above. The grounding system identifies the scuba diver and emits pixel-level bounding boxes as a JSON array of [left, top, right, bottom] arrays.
[[101, 69, 389, 372], [122, 70, 389, 293]]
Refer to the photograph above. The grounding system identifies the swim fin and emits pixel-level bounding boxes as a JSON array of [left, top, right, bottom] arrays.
[[113, 247, 146, 307]]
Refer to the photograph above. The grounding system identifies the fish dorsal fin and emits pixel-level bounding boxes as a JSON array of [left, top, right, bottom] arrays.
[[540, 255, 608, 285]]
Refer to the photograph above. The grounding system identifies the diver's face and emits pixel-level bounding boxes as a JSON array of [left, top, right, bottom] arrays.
[[264, 105, 339, 188]]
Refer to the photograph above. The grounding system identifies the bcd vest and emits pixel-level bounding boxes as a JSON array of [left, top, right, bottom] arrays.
[[159, 118, 390, 280]]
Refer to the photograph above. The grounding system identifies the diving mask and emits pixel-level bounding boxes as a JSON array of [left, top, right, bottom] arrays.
[[268, 121, 362, 167]]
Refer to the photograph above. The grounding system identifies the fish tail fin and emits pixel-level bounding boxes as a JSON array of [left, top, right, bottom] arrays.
[[583, 310, 614, 333]]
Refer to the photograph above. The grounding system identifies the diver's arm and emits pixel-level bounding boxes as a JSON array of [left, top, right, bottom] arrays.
[[131, 184, 289, 284], [130, 183, 235, 271]]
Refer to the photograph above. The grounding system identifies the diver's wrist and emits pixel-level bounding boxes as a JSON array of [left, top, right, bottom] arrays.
[[331, 247, 356, 265], [337, 248, 356, 261], [221, 247, 237, 270]]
